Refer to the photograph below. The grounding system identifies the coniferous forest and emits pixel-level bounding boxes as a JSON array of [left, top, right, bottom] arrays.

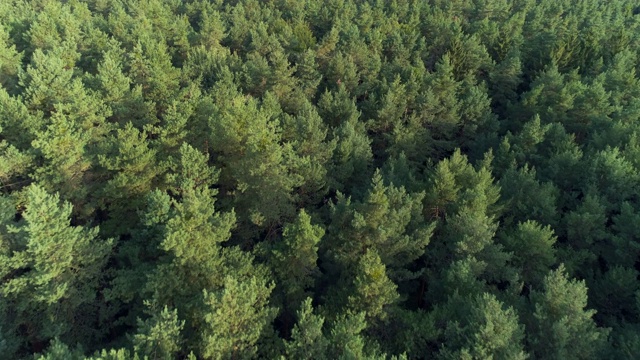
[[2, 0, 640, 358]]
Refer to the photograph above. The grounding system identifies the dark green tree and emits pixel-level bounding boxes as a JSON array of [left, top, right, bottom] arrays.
[[200, 276, 278, 360], [439, 293, 528, 360], [528, 265, 610, 360], [132, 302, 184, 360], [0, 185, 112, 355], [501, 220, 557, 289], [266, 209, 323, 314]]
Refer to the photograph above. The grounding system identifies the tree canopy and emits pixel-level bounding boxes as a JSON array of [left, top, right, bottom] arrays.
[[1, 0, 639, 358]]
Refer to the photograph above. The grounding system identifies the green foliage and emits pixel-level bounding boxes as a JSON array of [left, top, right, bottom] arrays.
[[0, 125, 33, 191], [35, 339, 85, 360], [439, 293, 528, 360], [209, 87, 301, 238], [0, 185, 112, 355], [326, 170, 433, 279], [285, 297, 397, 360], [284, 298, 329, 360], [268, 209, 323, 312], [498, 165, 559, 228], [281, 101, 336, 206], [1, 0, 640, 358], [0, 25, 22, 94], [501, 220, 557, 288], [31, 111, 92, 214], [529, 265, 611, 359], [347, 249, 400, 323], [201, 276, 277, 360], [133, 303, 184, 360], [98, 123, 164, 235]]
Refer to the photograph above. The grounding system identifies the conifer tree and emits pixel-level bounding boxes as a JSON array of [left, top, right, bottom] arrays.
[[439, 293, 528, 360], [562, 193, 607, 274], [529, 265, 610, 359], [609, 202, 640, 268], [325, 170, 433, 281], [20, 45, 110, 141], [590, 267, 640, 327], [98, 123, 164, 235], [201, 276, 278, 360], [208, 83, 301, 238], [0, 24, 22, 94], [488, 48, 522, 116], [498, 165, 559, 228], [0, 185, 112, 354], [31, 111, 92, 215], [285, 298, 395, 360], [35, 339, 85, 360], [347, 249, 400, 324], [91, 45, 155, 128], [0, 88, 41, 150], [146, 164, 236, 315], [417, 54, 460, 152], [281, 101, 336, 207], [268, 209, 324, 313], [295, 49, 323, 99], [284, 298, 329, 360], [329, 107, 373, 195], [0, 124, 32, 192], [127, 39, 181, 115], [501, 220, 557, 288], [133, 303, 184, 360]]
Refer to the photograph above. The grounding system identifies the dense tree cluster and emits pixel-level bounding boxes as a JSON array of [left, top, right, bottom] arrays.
[[1, 0, 640, 358]]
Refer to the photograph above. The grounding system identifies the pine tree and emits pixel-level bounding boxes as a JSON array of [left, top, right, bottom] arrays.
[[34, 339, 84, 360], [209, 87, 302, 239], [425, 151, 513, 300], [367, 75, 409, 135], [0, 24, 22, 94], [0, 124, 32, 192], [281, 100, 336, 207], [347, 249, 399, 324], [97, 123, 164, 235], [488, 48, 523, 117], [590, 266, 640, 327], [326, 310, 385, 360], [0, 185, 112, 354], [285, 298, 393, 360], [587, 147, 638, 211], [417, 54, 460, 153], [439, 293, 528, 360], [425, 149, 501, 220], [501, 220, 557, 288], [268, 209, 324, 313], [317, 85, 360, 129], [325, 170, 433, 281], [562, 193, 607, 274], [284, 298, 330, 360], [497, 165, 559, 228], [0, 88, 41, 151], [201, 276, 278, 360], [19, 45, 110, 141], [127, 39, 181, 115], [609, 202, 640, 268], [329, 109, 373, 195], [295, 49, 323, 99], [147, 171, 236, 312], [31, 111, 92, 216], [133, 303, 184, 360], [529, 265, 610, 359], [91, 45, 155, 128]]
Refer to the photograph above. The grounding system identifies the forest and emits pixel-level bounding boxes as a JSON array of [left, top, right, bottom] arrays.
[[1, 0, 640, 358]]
